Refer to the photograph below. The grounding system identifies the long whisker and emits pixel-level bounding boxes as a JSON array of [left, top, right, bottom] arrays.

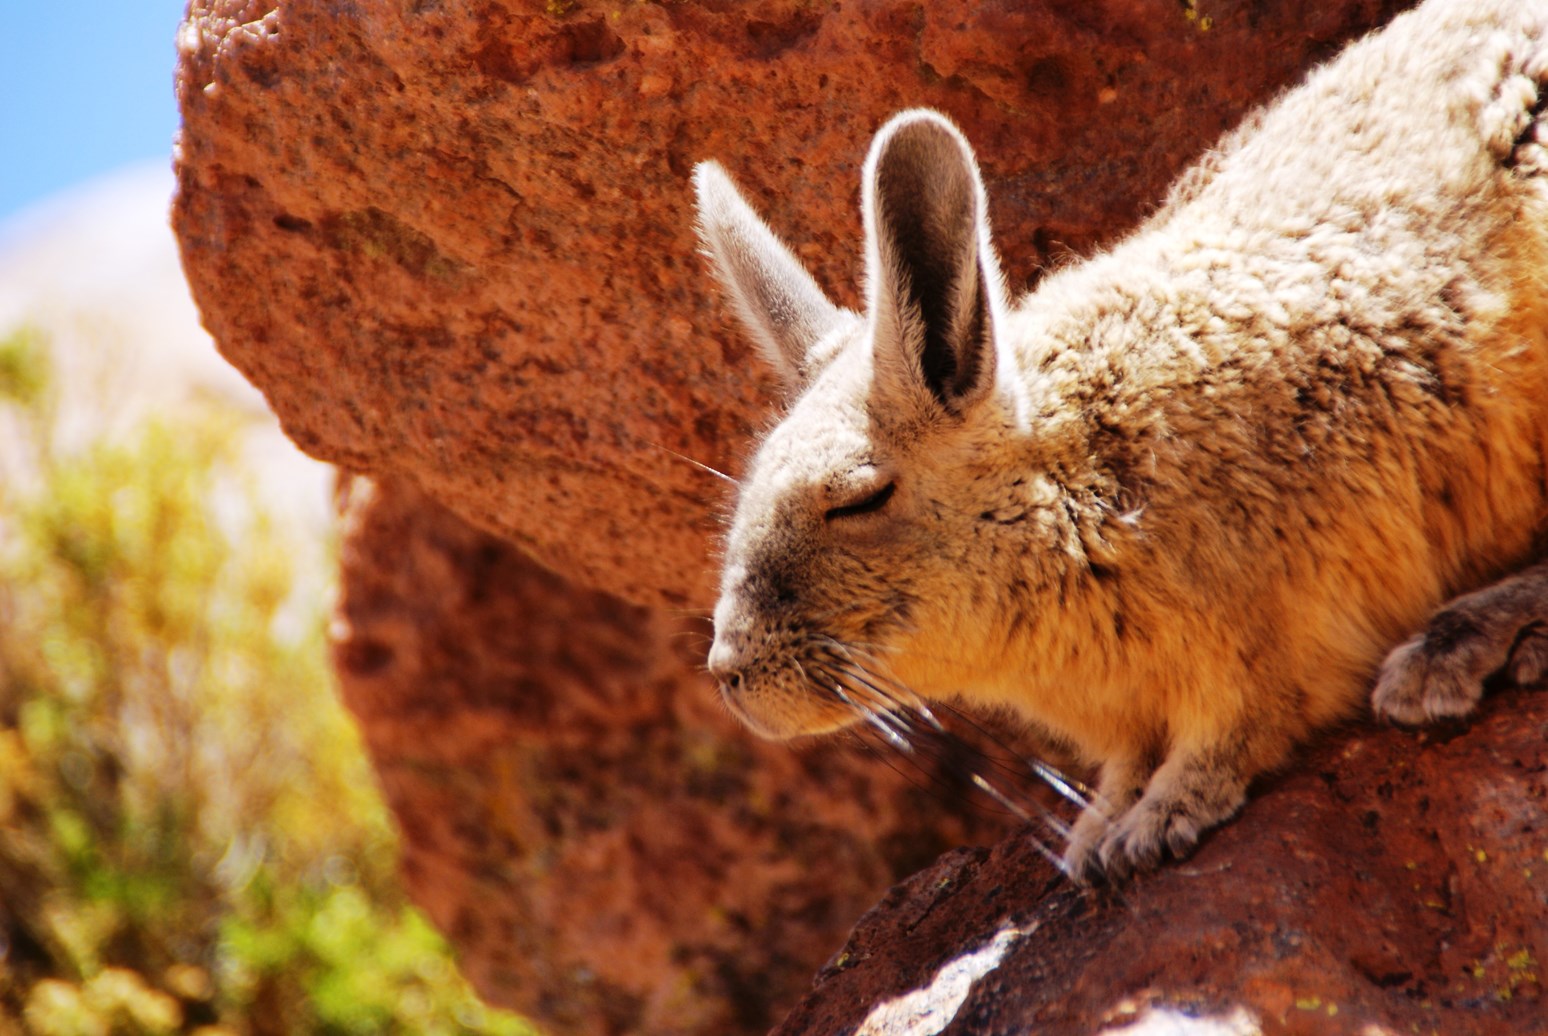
[[853, 704, 1073, 875], [853, 675, 1074, 830], [824, 658, 1081, 807], [797, 645, 1091, 879], [819, 658, 1069, 799], [968, 773, 1073, 876], [929, 700, 1097, 813], [858, 708, 916, 753], [818, 669, 917, 751], [646, 440, 738, 485], [822, 661, 912, 714], [842, 725, 981, 806]]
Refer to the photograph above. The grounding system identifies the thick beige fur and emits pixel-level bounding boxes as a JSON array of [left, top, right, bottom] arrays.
[[695, 0, 1548, 881]]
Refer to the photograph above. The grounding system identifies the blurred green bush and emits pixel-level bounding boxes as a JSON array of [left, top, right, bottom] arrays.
[[0, 326, 537, 1036]]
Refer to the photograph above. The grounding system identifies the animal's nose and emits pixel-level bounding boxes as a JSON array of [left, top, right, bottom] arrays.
[[706, 636, 743, 690]]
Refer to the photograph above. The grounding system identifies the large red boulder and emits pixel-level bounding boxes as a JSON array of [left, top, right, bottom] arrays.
[[174, 0, 1415, 611]]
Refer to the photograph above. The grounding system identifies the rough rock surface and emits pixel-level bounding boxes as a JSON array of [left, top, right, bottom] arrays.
[[772, 688, 1548, 1036], [331, 475, 1040, 1035], [174, 0, 1416, 612]]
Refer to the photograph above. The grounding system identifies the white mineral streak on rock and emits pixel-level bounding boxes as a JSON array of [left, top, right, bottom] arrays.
[[1099, 1004, 1263, 1035], [853, 922, 1031, 1036]]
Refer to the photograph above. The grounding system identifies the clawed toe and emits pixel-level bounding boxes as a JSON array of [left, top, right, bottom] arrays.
[[1507, 626, 1548, 688]]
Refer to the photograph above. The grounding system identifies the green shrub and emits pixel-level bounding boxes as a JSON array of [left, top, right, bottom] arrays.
[[0, 326, 537, 1036]]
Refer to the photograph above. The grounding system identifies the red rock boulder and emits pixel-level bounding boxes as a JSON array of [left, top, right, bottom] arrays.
[[174, 0, 1417, 611], [772, 688, 1548, 1036]]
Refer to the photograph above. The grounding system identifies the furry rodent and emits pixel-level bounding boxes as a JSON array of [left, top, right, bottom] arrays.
[[694, 0, 1548, 882]]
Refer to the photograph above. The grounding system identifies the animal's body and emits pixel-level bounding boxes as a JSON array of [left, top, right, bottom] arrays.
[[695, 0, 1548, 881]]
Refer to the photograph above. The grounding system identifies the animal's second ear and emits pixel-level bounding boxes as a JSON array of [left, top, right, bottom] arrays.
[[864, 110, 1004, 416], [693, 161, 850, 388]]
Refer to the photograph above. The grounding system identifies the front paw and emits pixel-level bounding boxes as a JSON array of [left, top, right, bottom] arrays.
[[1061, 791, 1228, 884], [1093, 795, 1208, 882]]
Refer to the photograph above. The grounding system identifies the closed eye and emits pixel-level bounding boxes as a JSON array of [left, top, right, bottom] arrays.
[[824, 481, 896, 521]]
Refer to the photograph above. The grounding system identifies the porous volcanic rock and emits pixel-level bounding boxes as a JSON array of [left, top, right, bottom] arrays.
[[772, 688, 1548, 1036], [173, 0, 1416, 612], [331, 475, 1039, 1035]]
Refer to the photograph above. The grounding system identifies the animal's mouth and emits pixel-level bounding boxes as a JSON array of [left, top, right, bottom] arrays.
[[717, 672, 867, 741]]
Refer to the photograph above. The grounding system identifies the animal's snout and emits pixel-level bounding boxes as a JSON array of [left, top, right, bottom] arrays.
[[706, 634, 746, 691], [709, 575, 760, 692]]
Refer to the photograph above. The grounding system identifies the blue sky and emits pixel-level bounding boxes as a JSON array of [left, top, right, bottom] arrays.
[[0, 1, 187, 222]]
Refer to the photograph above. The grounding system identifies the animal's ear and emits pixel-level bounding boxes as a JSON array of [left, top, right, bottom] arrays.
[[694, 161, 849, 388], [863, 110, 1004, 416]]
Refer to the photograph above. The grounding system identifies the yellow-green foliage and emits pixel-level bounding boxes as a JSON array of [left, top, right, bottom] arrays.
[[0, 327, 537, 1036]]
